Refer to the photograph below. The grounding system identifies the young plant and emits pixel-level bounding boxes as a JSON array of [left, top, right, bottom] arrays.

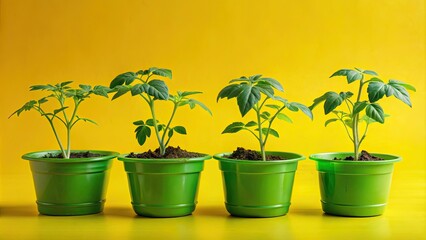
[[109, 67, 211, 156], [217, 74, 313, 161], [9, 82, 111, 159], [309, 68, 416, 160]]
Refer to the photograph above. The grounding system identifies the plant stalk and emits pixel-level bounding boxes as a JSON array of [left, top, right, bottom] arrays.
[[149, 99, 165, 155], [161, 103, 178, 150], [352, 78, 364, 160], [255, 104, 266, 161]]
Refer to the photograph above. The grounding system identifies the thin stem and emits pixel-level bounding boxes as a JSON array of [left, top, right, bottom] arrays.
[[344, 99, 352, 115], [243, 128, 261, 141], [161, 102, 178, 149], [255, 103, 266, 161], [263, 105, 286, 147], [47, 118, 66, 157], [359, 122, 370, 145], [352, 76, 364, 160], [148, 96, 164, 155]]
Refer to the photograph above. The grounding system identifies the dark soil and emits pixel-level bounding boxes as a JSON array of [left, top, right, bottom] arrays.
[[127, 146, 204, 159], [334, 150, 384, 161], [43, 151, 103, 158], [225, 147, 285, 161]]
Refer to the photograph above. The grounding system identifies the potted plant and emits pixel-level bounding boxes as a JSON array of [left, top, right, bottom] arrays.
[[214, 74, 313, 217], [10, 81, 118, 216], [109, 67, 212, 217], [309, 68, 416, 217]]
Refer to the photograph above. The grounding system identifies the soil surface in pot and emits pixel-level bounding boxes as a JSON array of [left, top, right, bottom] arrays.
[[334, 150, 384, 161], [225, 147, 285, 161], [127, 146, 204, 159], [43, 151, 103, 158]]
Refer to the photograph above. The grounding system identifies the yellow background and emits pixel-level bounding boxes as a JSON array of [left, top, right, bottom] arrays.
[[0, 0, 425, 239]]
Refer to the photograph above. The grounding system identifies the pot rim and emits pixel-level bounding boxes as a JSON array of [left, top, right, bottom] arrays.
[[309, 152, 401, 164], [117, 153, 212, 163], [213, 151, 305, 164], [22, 150, 119, 163]]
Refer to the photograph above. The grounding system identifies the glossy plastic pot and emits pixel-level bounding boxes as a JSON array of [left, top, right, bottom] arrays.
[[118, 154, 211, 217], [214, 151, 305, 218], [22, 150, 118, 216], [309, 152, 401, 217]]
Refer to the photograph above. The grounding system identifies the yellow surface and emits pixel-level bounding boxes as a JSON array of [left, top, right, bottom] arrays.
[[0, 0, 425, 239]]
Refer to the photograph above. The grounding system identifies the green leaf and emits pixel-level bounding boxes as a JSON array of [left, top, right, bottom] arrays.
[[110, 72, 137, 88], [179, 91, 202, 97], [79, 84, 91, 92], [367, 81, 386, 103], [309, 92, 330, 110], [389, 79, 416, 92], [222, 122, 245, 134], [9, 100, 37, 118], [187, 99, 212, 115], [112, 85, 131, 100], [260, 111, 271, 119], [265, 104, 281, 110], [131, 84, 145, 96], [149, 68, 172, 79], [61, 81, 73, 87], [38, 97, 49, 104], [173, 126, 187, 135], [344, 119, 353, 128], [259, 77, 284, 92], [30, 84, 55, 91], [217, 84, 244, 101], [339, 91, 354, 100], [254, 83, 274, 98], [324, 118, 338, 127], [168, 129, 174, 138], [387, 80, 414, 107], [157, 124, 165, 132], [77, 116, 97, 125], [250, 74, 263, 80], [145, 80, 169, 100], [237, 84, 261, 117], [324, 92, 343, 114], [353, 101, 368, 115], [145, 119, 157, 126], [330, 69, 363, 83], [136, 126, 151, 145], [366, 103, 385, 123], [92, 86, 110, 97], [53, 107, 68, 115], [245, 121, 257, 127], [360, 114, 390, 124], [229, 76, 250, 83], [133, 120, 144, 126], [277, 113, 293, 123], [261, 128, 279, 138], [290, 102, 313, 120], [363, 70, 378, 76]]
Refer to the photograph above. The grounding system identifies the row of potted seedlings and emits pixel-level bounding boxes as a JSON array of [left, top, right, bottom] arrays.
[[11, 67, 415, 218]]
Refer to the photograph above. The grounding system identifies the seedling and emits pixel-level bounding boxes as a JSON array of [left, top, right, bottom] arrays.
[[9, 82, 110, 159], [217, 74, 313, 161], [109, 67, 211, 156], [310, 68, 416, 160]]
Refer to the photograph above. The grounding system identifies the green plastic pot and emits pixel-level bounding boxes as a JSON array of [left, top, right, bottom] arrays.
[[309, 152, 401, 217], [214, 151, 305, 218], [118, 154, 211, 217], [22, 150, 118, 216]]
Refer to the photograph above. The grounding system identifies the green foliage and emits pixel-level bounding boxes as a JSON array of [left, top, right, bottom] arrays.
[[310, 68, 415, 160], [217, 74, 312, 161], [109, 68, 211, 156], [10, 82, 110, 159]]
